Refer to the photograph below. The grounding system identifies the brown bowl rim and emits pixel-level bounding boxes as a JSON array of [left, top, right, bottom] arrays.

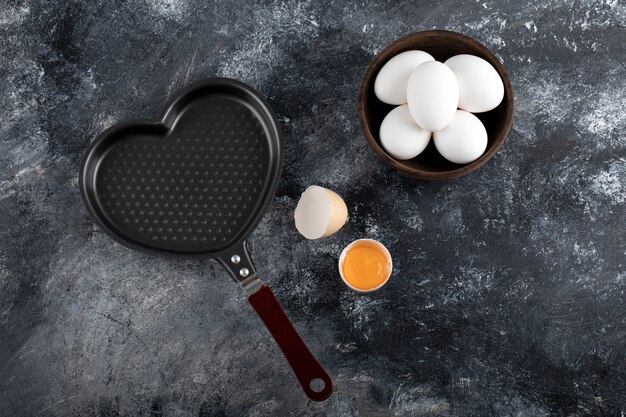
[[357, 29, 514, 180]]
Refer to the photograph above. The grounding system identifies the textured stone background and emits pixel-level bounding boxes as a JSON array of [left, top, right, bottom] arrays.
[[1, 0, 625, 415]]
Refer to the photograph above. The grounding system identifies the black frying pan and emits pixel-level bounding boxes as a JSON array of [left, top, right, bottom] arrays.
[[79, 78, 333, 401]]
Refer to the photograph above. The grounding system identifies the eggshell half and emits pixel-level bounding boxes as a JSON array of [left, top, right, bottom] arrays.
[[294, 186, 348, 239], [374, 50, 434, 105], [444, 54, 504, 113], [406, 61, 459, 132], [433, 110, 488, 164]]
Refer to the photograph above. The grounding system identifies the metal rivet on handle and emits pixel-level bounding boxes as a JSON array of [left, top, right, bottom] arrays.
[[239, 268, 249, 277], [231, 254, 241, 264], [310, 378, 325, 393]]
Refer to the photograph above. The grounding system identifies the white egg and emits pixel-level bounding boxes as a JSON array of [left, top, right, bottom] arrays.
[[379, 105, 431, 160], [374, 50, 434, 105], [433, 110, 487, 164], [406, 61, 459, 132], [444, 54, 504, 113]]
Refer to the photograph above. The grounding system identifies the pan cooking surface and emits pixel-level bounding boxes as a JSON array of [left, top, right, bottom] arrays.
[[82, 81, 281, 255]]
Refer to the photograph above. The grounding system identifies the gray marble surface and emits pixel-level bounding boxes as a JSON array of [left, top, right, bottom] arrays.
[[1, 0, 625, 415]]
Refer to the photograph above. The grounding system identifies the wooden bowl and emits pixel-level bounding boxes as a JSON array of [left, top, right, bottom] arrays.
[[358, 30, 514, 180]]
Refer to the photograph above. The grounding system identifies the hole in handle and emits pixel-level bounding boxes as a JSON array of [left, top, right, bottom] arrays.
[[309, 378, 326, 393]]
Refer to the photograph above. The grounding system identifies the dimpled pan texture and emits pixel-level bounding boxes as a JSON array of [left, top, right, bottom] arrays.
[[80, 78, 281, 257]]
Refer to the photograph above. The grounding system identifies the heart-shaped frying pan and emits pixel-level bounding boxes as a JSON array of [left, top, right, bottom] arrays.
[[79, 78, 333, 401]]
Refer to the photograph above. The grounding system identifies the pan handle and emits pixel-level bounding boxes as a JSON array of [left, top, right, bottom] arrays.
[[247, 283, 333, 401]]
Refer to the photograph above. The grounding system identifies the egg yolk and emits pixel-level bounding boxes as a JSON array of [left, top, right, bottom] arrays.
[[341, 242, 391, 291]]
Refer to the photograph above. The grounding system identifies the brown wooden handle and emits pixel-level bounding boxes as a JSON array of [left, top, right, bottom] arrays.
[[248, 284, 333, 401]]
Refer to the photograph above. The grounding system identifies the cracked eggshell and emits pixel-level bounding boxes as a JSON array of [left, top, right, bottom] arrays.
[[294, 186, 348, 239]]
